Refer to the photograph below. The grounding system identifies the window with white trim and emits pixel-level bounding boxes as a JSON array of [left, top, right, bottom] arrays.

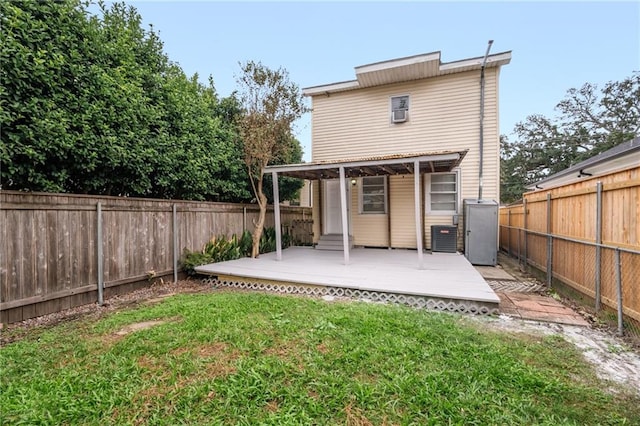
[[360, 176, 387, 214], [426, 172, 459, 214], [390, 95, 409, 123]]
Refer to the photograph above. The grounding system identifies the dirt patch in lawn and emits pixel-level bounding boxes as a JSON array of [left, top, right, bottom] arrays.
[[1, 279, 209, 346], [344, 403, 375, 426], [115, 320, 168, 336], [131, 341, 242, 419], [478, 315, 640, 395]]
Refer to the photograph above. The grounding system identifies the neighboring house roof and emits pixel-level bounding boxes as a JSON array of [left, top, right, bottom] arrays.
[[303, 50, 512, 96], [526, 137, 640, 191], [265, 150, 467, 180]]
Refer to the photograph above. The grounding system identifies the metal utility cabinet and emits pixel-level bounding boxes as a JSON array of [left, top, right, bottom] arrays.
[[463, 199, 498, 266]]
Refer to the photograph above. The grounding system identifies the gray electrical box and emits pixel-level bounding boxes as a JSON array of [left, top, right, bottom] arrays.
[[463, 199, 498, 266]]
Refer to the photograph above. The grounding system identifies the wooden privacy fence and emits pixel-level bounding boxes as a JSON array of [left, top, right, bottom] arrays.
[[499, 166, 640, 337], [0, 191, 312, 324]]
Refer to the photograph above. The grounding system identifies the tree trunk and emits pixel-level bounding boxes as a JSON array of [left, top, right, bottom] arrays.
[[251, 191, 267, 258]]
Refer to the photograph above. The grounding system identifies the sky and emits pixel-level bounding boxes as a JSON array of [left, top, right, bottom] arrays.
[[119, 1, 639, 161]]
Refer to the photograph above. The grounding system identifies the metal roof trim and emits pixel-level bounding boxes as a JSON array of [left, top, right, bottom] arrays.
[[526, 137, 640, 190]]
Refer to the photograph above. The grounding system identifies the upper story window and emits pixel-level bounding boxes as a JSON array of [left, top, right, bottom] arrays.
[[360, 176, 387, 214], [426, 172, 459, 214], [390, 95, 409, 123]]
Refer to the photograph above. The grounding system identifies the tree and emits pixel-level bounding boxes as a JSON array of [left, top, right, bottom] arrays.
[[501, 72, 639, 204], [235, 61, 306, 257], [1, 0, 169, 195], [262, 133, 304, 204], [0, 0, 253, 202]]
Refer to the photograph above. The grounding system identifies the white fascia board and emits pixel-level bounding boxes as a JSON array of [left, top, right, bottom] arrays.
[[355, 52, 441, 75], [302, 80, 360, 96], [439, 51, 512, 72], [265, 153, 462, 175]]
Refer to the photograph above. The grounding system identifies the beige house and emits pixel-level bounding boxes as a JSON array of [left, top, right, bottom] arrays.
[[267, 49, 510, 265]]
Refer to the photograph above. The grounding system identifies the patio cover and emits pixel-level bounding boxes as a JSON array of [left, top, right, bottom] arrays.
[[265, 150, 467, 180], [264, 150, 468, 269]]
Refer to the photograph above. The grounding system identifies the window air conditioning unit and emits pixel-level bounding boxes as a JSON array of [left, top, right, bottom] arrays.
[[392, 109, 407, 123], [431, 225, 458, 253]]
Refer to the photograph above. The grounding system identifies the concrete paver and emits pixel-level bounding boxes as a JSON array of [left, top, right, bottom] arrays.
[[474, 265, 517, 281], [497, 292, 589, 326]]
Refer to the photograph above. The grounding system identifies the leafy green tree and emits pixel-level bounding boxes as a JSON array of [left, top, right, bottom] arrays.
[[0, 0, 255, 202], [235, 61, 306, 257], [501, 72, 639, 204], [262, 133, 304, 204], [1, 0, 167, 195]]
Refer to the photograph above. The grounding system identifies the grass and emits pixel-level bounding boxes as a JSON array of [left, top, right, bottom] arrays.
[[1, 292, 639, 425]]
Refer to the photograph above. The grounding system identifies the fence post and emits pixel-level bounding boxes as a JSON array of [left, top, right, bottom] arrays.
[[523, 198, 528, 271], [595, 181, 602, 312], [172, 204, 178, 284], [243, 207, 247, 233], [517, 225, 521, 265], [508, 209, 512, 257], [615, 248, 623, 336], [546, 193, 553, 288], [97, 202, 104, 305]]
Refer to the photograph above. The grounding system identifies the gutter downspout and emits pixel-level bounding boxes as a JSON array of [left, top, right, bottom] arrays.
[[478, 39, 493, 202]]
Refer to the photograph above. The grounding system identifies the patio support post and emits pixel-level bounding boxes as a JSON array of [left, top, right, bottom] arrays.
[[272, 171, 282, 261], [339, 167, 350, 264], [414, 160, 424, 269]]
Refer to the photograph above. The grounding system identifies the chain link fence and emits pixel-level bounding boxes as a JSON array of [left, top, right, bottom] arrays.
[[500, 224, 640, 343]]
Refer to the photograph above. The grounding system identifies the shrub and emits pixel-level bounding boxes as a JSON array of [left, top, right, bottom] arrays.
[[180, 227, 294, 275]]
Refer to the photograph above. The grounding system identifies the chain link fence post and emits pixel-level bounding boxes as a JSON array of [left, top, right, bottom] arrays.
[[546, 193, 553, 288], [508, 209, 512, 256], [595, 181, 602, 313], [97, 202, 104, 305], [523, 198, 528, 272], [615, 248, 623, 336], [173, 204, 178, 284]]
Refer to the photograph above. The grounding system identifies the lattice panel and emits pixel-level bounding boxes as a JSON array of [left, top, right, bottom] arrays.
[[487, 280, 546, 293], [201, 277, 499, 316]]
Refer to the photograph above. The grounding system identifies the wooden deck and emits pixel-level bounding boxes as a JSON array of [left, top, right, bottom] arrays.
[[196, 247, 500, 315]]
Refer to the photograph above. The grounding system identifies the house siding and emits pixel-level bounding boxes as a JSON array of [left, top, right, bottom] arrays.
[[349, 185, 389, 247], [389, 175, 417, 248], [309, 68, 501, 250]]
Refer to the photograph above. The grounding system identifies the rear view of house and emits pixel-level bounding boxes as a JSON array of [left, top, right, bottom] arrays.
[[268, 48, 511, 262]]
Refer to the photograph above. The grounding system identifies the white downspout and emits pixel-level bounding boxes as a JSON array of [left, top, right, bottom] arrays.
[[478, 39, 493, 202]]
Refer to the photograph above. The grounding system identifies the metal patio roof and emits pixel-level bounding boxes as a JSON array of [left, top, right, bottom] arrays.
[[265, 150, 467, 180]]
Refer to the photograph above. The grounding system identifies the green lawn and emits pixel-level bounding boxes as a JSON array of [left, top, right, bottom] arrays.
[[1, 292, 638, 425]]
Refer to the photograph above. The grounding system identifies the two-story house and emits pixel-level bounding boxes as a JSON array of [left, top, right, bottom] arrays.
[[267, 50, 511, 264]]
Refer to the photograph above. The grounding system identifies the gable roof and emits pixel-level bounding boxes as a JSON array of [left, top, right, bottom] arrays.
[[303, 50, 512, 96], [526, 137, 640, 190]]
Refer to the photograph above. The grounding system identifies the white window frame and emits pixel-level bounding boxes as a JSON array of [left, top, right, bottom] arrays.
[[389, 94, 410, 124], [359, 176, 387, 215], [425, 170, 460, 215]]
